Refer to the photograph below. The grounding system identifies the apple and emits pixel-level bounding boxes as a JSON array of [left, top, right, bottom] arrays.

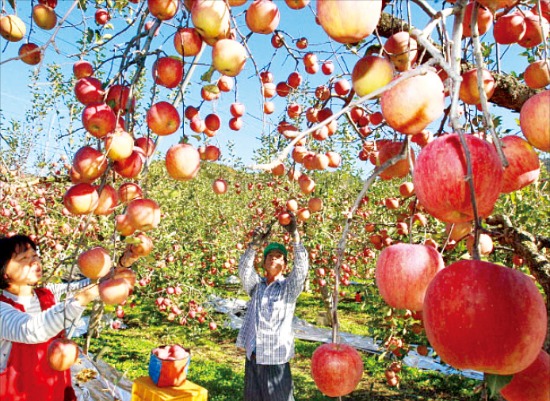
[[285, 0, 309, 10], [212, 39, 247, 77], [476, 0, 518, 11], [77, 246, 112, 279], [73, 60, 94, 79], [500, 350, 550, 401], [32, 4, 57, 30], [125, 198, 161, 231], [63, 183, 99, 215], [316, 0, 382, 44], [423, 260, 547, 375], [105, 84, 134, 115], [147, 0, 178, 20], [462, 2, 493, 38], [115, 214, 136, 236], [47, 339, 79, 371], [212, 179, 228, 194], [38, 0, 58, 7], [399, 182, 414, 198], [18, 43, 43, 65], [72, 146, 107, 182], [135, 137, 156, 157], [82, 103, 116, 138], [99, 277, 131, 305], [203, 144, 221, 161], [165, 143, 201, 181], [296, 208, 310, 222], [217, 75, 234, 92], [311, 343, 363, 397], [130, 233, 154, 257], [493, 12, 526, 44], [173, 27, 203, 57], [298, 174, 315, 194], [152, 56, 184, 88], [104, 129, 135, 161], [377, 141, 414, 180], [74, 77, 104, 105], [380, 69, 445, 135], [445, 221, 473, 241], [520, 90, 549, 152], [245, 0, 280, 34], [118, 182, 143, 204], [278, 212, 291, 226], [270, 162, 285, 176], [0, 15, 26, 42], [413, 133, 503, 223], [94, 184, 118, 216], [518, 13, 549, 48], [524, 59, 550, 89], [308, 197, 323, 213], [499, 135, 541, 193], [459, 68, 495, 105], [384, 31, 418, 72], [466, 233, 494, 256], [326, 151, 341, 168], [94, 9, 110, 25], [229, 102, 245, 117], [191, 0, 231, 41], [351, 55, 393, 97], [146, 101, 181, 136], [113, 150, 144, 179], [375, 243, 444, 311]]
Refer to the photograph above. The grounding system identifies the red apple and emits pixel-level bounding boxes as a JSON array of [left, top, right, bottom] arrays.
[[72, 146, 107, 182], [82, 103, 116, 138], [18, 43, 43, 65], [476, 0, 518, 11], [105, 84, 134, 115], [118, 182, 143, 204], [113, 150, 144, 179], [524, 59, 550, 89], [245, 0, 280, 34], [63, 183, 99, 215], [135, 137, 156, 157], [308, 197, 323, 212], [326, 151, 341, 168], [500, 350, 550, 401], [351, 55, 393, 97], [130, 233, 154, 257], [316, 0, 382, 44], [32, 4, 57, 30], [380, 69, 445, 135], [465, 233, 494, 256], [229, 102, 245, 117], [423, 260, 547, 375], [94, 9, 110, 25], [147, 0, 178, 20], [499, 135, 541, 193], [413, 133, 503, 223], [462, 2, 493, 38], [284, 0, 309, 10], [47, 339, 79, 371], [520, 90, 549, 152], [77, 246, 112, 279], [377, 141, 415, 180], [445, 221, 473, 241], [152, 56, 184, 88], [311, 343, 363, 397], [493, 12, 526, 44], [115, 214, 136, 236], [125, 198, 161, 231], [375, 243, 444, 311], [384, 31, 418, 72], [99, 277, 131, 305], [165, 143, 201, 181], [212, 38, 247, 77], [74, 77, 104, 105], [459, 68, 495, 105], [518, 13, 549, 48], [73, 60, 94, 79], [146, 101, 181, 136], [173, 27, 203, 57], [94, 184, 118, 216], [212, 179, 228, 194]]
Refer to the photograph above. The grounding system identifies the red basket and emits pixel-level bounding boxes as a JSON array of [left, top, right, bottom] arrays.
[[148, 345, 191, 387]]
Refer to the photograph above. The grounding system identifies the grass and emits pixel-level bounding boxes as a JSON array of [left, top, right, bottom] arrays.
[[76, 286, 481, 401]]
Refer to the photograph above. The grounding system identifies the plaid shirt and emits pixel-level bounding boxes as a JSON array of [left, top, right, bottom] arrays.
[[236, 243, 308, 365]]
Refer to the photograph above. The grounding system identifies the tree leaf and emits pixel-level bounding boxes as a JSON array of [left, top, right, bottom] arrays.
[[486, 373, 513, 397]]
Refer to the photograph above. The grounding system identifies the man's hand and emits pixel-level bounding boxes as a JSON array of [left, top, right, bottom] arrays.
[[282, 213, 300, 242], [249, 224, 272, 248]]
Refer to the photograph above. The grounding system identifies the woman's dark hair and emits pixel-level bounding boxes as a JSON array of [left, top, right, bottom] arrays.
[[0, 235, 37, 289]]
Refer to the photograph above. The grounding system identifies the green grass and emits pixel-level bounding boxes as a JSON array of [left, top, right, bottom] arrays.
[[77, 292, 480, 401]]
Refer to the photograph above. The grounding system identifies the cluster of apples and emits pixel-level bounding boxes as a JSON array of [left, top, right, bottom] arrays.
[[152, 344, 189, 361]]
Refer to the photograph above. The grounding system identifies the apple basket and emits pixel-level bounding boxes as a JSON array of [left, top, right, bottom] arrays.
[[148, 345, 191, 387]]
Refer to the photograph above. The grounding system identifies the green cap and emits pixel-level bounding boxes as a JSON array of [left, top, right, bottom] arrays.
[[263, 242, 287, 259]]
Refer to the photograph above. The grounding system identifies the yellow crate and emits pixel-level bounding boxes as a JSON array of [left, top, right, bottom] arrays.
[[131, 376, 208, 401]]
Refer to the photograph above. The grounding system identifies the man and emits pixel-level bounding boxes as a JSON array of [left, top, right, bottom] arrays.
[[236, 215, 309, 401]]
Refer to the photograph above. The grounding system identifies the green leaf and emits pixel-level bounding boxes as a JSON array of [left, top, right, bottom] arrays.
[[200, 66, 216, 83], [486, 373, 513, 397]]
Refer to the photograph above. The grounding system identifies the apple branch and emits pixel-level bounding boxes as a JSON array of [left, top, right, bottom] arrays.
[[331, 140, 409, 344]]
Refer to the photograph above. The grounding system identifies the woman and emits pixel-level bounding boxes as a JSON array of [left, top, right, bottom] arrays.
[[0, 234, 134, 401]]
